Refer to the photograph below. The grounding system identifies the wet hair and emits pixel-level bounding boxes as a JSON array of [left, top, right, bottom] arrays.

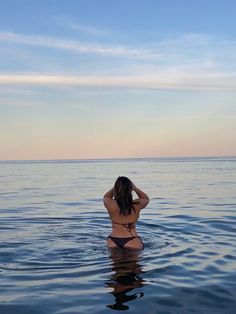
[[114, 176, 135, 216]]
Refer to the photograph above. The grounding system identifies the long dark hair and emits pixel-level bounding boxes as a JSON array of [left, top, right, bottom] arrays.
[[114, 176, 135, 216]]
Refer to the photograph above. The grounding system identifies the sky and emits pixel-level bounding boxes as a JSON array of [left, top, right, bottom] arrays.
[[0, 0, 236, 160]]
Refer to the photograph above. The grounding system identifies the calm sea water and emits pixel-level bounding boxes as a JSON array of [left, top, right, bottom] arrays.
[[0, 157, 236, 314]]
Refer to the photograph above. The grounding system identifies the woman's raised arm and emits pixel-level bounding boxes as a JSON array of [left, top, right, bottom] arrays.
[[103, 188, 114, 209], [132, 184, 149, 209]]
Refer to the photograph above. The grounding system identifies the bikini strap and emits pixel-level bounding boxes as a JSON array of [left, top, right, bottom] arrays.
[[111, 221, 136, 228], [111, 221, 136, 236]]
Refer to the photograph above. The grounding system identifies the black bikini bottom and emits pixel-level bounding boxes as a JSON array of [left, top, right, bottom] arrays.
[[108, 236, 144, 249]]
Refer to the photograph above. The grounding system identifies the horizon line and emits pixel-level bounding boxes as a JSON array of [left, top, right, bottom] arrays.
[[0, 155, 235, 163]]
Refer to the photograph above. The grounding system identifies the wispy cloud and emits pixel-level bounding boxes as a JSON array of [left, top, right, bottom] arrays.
[[52, 15, 111, 37], [1, 30, 235, 70], [67, 23, 106, 36], [52, 15, 109, 37], [0, 73, 236, 91], [1, 30, 235, 88], [0, 31, 161, 59]]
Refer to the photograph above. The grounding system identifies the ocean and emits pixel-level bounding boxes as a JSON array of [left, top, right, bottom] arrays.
[[0, 157, 236, 313]]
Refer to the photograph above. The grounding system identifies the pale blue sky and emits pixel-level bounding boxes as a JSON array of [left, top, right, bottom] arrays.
[[0, 0, 235, 159]]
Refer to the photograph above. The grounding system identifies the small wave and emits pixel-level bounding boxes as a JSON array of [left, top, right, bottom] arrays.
[[60, 201, 86, 206]]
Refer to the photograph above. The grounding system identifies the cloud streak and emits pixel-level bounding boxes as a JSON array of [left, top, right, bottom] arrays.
[[1, 30, 235, 70], [0, 31, 161, 59], [1, 30, 235, 91], [0, 73, 236, 91]]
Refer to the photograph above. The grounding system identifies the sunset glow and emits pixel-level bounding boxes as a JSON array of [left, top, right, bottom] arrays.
[[0, 0, 236, 160]]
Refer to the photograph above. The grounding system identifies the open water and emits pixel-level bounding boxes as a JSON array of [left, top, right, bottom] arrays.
[[0, 157, 236, 313]]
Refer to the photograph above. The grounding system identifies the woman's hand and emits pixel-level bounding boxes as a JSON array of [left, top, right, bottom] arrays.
[[131, 181, 137, 191]]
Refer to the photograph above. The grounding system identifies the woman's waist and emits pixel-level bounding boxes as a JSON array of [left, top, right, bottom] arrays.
[[110, 228, 138, 237]]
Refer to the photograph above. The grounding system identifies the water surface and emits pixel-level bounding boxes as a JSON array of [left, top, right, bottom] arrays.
[[0, 157, 236, 313]]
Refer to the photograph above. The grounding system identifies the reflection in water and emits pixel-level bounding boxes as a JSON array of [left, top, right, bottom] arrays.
[[105, 248, 145, 311]]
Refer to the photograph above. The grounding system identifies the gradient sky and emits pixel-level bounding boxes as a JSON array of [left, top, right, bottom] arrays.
[[0, 0, 236, 160]]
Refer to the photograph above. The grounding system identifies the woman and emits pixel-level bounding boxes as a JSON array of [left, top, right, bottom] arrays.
[[103, 176, 149, 249]]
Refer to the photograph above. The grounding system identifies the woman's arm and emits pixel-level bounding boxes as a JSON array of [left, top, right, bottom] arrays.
[[103, 188, 114, 209], [132, 184, 149, 209]]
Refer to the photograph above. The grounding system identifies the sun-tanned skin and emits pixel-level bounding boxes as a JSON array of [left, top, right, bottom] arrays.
[[103, 179, 149, 249]]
